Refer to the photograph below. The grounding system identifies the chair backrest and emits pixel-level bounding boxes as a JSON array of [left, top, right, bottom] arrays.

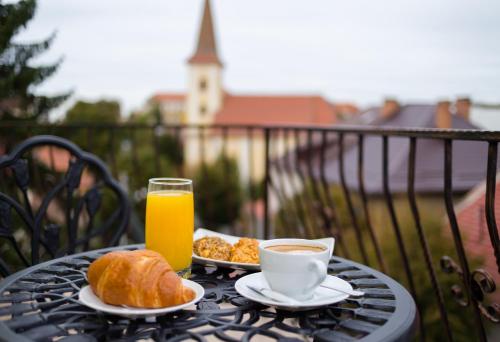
[[0, 135, 130, 276]]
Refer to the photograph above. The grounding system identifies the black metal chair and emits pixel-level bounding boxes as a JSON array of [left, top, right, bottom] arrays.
[[0, 135, 130, 276]]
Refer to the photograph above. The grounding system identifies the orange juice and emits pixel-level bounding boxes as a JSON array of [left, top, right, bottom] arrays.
[[145, 190, 194, 271]]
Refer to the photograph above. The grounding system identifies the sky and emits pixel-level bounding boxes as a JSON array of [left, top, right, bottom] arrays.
[[12, 0, 500, 125]]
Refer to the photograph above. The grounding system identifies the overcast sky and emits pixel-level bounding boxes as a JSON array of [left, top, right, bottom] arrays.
[[13, 0, 500, 124]]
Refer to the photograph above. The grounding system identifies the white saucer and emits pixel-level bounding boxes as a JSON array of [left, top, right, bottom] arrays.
[[79, 279, 205, 318], [235, 272, 351, 311]]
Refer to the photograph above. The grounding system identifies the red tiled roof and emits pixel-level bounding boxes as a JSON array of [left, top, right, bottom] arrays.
[[454, 177, 500, 302], [214, 95, 341, 125], [150, 93, 185, 102]]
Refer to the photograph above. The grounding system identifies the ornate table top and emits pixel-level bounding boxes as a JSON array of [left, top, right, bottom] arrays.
[[0, 244, 416, 342]]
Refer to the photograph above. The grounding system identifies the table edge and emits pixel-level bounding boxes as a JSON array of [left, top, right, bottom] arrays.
[[333, 256, 418, 342]]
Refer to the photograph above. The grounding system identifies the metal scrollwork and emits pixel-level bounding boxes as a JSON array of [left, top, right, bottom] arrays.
[[43, 223, 61, 256], [441, 255, 499, 322], [85, 187, 102, 217], [440, 255, 469, 307], [65, 158, 85, 192], [11, 159, 29, 191], [0, 200, 12, 237], [471, 269, 499, 323], [486, 304, 500, 323], [0, 136, 130, 276]]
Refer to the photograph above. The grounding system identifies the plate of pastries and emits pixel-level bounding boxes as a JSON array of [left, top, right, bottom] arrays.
[[79, 249, 204, 318], [192, 228, 335, 270], [192, 228, 262, 270]]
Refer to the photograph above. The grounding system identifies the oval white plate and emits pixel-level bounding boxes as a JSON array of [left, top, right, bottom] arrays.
[[235, 272, 350, 311], [79, 279, 204, 318], [192, 228, 335, 271]]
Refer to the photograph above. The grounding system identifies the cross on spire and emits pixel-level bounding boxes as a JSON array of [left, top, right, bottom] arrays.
[[188, 0, 222, 66]]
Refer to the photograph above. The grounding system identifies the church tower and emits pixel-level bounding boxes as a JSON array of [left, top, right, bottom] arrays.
[[186, 0, 223, 126]]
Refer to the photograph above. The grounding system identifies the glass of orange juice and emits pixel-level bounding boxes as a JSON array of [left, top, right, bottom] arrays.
[[145, 178, 194, 277]]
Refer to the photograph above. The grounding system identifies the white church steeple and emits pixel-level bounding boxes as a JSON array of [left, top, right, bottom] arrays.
[[186, 0, 223, 126]]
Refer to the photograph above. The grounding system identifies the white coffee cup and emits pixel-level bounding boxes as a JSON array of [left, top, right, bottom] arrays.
[[259, 239, 329, 301]]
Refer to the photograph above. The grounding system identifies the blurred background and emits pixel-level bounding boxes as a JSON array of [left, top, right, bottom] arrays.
[[7, 0, 500, 124], [1, 0, 499, 340]]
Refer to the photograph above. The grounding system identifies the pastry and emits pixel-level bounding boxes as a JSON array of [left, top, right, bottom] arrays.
[[230, 238, 259, 264], [87, 249, 195, 308], [193, 236, 232, 261]]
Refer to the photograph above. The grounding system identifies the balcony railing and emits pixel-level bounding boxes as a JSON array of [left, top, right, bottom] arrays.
[[0, 121, 498, 341]]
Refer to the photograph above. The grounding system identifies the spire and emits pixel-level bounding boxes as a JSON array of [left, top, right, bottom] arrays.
[[188, 0, 222, 66]]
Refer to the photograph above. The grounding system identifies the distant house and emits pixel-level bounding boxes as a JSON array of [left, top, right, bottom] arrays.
[[147, 93, 185, 124], [454, 176, 500, 302], [145, 0, 357, 179], [304, 98, 497, 195]]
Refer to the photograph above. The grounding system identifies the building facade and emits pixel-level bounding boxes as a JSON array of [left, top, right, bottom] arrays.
[[148, 0, 357, 178]]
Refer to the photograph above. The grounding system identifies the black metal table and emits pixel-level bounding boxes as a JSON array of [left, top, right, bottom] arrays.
[[0, 244, 417, 342]]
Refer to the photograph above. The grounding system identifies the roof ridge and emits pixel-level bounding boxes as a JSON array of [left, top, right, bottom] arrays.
[[225, 93, 327, 99], [152, 91, 185, 95]]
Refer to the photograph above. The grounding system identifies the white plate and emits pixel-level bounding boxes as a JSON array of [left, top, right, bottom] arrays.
[[192, 228, 335, 270], [79, 279, 204, 318], [235, 272, 350, 311]]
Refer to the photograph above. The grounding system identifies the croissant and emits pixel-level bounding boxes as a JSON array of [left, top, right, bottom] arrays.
[[87, 249, 195, 308]]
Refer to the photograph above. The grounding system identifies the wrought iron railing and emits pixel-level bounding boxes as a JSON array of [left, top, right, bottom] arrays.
[[0, 122, 498, 341]]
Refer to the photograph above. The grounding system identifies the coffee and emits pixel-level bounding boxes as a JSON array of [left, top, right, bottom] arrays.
[[260, 239, 330, 300], [265, 244, 326, 255]]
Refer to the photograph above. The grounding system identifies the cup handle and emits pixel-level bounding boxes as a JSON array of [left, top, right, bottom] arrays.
[[305, 259, 327, 294]]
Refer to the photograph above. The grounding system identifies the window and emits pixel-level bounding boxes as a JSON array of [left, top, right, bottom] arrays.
[[199, 78, 207, 91]]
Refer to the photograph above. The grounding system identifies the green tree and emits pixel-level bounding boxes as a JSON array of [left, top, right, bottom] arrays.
[[59, 100, 185, 239], [129, 103, 162, 125], [60, 99, 121, 161], [119, 104, 184, 233], [194, 155, 243, 227], [126, 102, 184, 184], [65, 100, 120, 123], [0, 0, 69, 121]]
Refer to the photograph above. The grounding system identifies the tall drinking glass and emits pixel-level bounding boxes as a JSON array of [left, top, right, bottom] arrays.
[[145, 178, 194, 276]]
